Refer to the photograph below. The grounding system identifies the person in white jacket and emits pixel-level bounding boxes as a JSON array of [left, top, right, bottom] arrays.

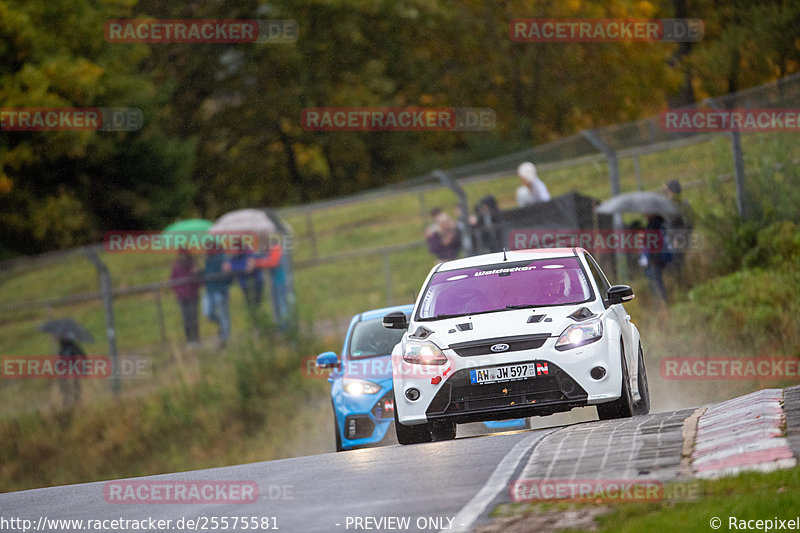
[[516, 161, 551, 207]]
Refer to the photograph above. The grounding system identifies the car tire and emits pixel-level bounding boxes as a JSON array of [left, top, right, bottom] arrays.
[[430, 420, 456, 441], [393, 393, 432, 445], [633, 343, 651, 416], [597, 340, 634, 420]]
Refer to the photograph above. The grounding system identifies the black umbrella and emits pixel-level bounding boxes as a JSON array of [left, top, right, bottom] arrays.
[[39, 317, 95, 343]]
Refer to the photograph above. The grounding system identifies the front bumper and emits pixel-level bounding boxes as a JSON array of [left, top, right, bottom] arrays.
[[394, 334, 623, 426], [337, 389, 396, 449]]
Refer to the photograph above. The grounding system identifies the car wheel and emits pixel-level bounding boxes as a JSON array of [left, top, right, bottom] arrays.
[[430, 420, 456, 441], [597, 341, 634, 420], [393, 393, 432, 445], [633, 343, 651, 416]]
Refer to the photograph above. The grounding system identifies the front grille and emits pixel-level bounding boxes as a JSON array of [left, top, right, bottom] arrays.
[[344, 415, 375, 440], [371, 391, 395, 419], [425, 361, 587, 417], [449, 334, 551, 357]]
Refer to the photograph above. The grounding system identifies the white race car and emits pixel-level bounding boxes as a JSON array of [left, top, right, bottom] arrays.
[[383, 247, 650, 444]]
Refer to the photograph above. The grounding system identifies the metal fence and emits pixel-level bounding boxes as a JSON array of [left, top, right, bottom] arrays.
[[2, 73, 799, 407]]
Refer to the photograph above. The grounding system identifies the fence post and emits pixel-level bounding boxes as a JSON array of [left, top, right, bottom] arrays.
[[581, 130, 628, 280], [382, 252, 394, 306], [306, 210, 319, 260], [432, 170, 473, 255], [709, 100, 749, 219], [633, 155, 643, 191], [84, 249, 120, 396], [730, 130, 748, 219], [154, 289, 168, 348], [419, 191, 427, 231]]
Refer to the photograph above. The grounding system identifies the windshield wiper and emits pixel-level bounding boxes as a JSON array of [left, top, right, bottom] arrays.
[[505, 304, 538, 310], [418, 312, 471, 321]]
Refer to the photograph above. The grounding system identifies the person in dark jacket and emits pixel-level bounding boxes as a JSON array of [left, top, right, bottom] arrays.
[[170, 249, 201, 345], [204, 248, 232, 348], [639, 214, 672, 305]]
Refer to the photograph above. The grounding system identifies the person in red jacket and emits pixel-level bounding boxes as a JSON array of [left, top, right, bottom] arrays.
[[170, 248, 201, 345]]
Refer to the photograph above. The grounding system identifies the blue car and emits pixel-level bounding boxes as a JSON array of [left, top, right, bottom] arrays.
[[316, 304, 413, 451], [317, 304, 529, 451]]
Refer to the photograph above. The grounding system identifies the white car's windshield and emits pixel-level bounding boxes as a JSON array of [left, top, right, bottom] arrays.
[[417, 257, 593, 320]]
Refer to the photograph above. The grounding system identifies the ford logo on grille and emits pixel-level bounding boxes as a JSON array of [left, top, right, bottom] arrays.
[[490, 343, 510, 353]]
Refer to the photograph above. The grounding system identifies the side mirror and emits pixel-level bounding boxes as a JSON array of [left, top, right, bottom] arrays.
[[382, 311, 409, 330], [316, 351, 339, 368], [605, 285, 635, 306]]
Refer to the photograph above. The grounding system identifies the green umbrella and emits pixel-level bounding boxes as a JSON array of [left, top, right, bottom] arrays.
[[163, 218, 213, 233]]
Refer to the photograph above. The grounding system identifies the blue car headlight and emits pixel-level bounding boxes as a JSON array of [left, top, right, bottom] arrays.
[[343, 378, 381, 395], [555, 318, 603, 351]]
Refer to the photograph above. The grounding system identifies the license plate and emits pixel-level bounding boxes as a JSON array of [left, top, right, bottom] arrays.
[[470, 362, 547, 385]]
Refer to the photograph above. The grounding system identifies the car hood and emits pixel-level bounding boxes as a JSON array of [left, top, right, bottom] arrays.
[[410, 305, 602, 349]]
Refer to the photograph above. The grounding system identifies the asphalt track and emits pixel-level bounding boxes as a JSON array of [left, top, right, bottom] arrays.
[[2, 387, 798, 533]]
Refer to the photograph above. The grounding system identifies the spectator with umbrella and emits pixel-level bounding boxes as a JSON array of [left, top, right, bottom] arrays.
[[39, 318, 93, 407], [596, 191, 678, 306], [164, 219, 211, 347]]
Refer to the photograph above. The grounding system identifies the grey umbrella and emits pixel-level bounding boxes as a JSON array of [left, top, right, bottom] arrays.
[[39, 317, 94, 343], [210, 208, 277, 251], [596, 191, 679, 217]]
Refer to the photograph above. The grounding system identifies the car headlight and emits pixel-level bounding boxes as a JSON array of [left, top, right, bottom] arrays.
[[343, 378, 382, 395], [555, 319, 603, 351], [403, 340, 448, 365]]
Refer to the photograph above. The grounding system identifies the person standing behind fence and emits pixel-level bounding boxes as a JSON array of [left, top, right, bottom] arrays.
[[425, 207, 461, 261], [638, 213, 672, 305], [204, 247, 232, 349], [170, 248, 201, 347], [663, 179, 694, 288], [516, 162, 551, 207], [57, 335, 86, 407]]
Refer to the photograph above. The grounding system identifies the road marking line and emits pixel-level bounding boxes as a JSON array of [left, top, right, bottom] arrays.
[[446, 429, 557, 533]]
